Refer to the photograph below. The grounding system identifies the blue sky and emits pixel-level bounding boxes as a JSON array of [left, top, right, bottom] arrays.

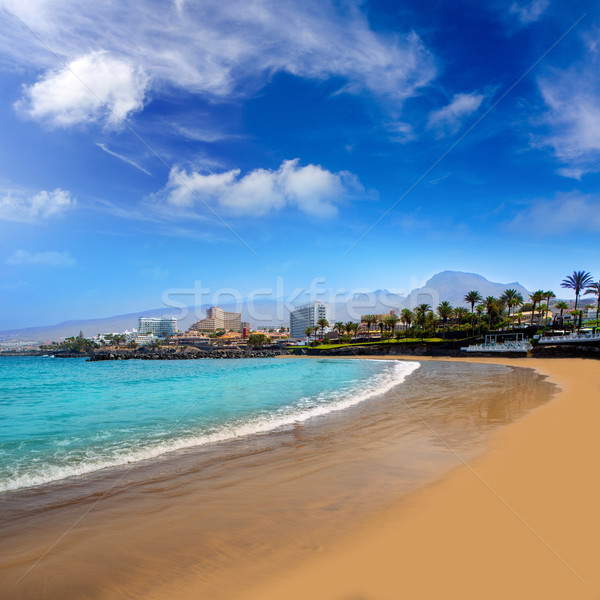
[[1, 0, 599, 329]]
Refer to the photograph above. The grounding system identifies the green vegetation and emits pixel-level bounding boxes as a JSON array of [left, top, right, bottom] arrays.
[[290, 269, 600, 352], [40, 332, 98, 353], [311, 337, 444, 350], [247, 333, 270, 348]]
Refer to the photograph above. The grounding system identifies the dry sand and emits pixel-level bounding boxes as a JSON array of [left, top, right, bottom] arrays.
[[240, 357, 600, 600], [3, 357, 598, 600]]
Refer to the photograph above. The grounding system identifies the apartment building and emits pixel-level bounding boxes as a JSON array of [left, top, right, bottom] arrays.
[[290, 301, 328, 339], [189, 307, 243, 332]]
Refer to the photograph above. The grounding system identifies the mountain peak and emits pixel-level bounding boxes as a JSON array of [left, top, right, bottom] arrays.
[[412, 271, 530, 307]]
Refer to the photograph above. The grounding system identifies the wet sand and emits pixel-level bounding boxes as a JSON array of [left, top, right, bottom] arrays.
[[0, 358, 578, 599], [243, 357, 600, 600]]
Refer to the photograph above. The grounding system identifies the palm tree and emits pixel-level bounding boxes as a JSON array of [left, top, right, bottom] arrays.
[[529, 290, 545, 324], [334, 322, 345, 337], [554, 301, 568, 327], [377, 320, 385, 337], [400, 308, 413, 330], [317, 318, 329, 339], [464, 290, 482, 313], [544, 291, 556, 322], [584, 281, 600, 323], [361, 315, 376, 337], [426, 311, 439, 337], [454, 306, 469, 322], [538, 304, 548, 325], [561, 270, 593, 311], [304, 326, 313, 342], [500, 289, 523, 324], [344, 321, 356, 338], [413, 304, 431, 331], [436, 301, 453, 338], [464, 290, 482, 334], [385, 314, 400, 335], [475, 304, 485, 336], [484, 296, 499, 330]]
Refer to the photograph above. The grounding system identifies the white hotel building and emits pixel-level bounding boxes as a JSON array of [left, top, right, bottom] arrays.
[[138, 317, 178, 337], [290, 301, 328, 340]]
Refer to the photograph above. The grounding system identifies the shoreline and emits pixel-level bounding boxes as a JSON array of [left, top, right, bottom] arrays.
[[0, 358, 557, 599], [241, 356, 600, 599], [0, 358, 416, 496]]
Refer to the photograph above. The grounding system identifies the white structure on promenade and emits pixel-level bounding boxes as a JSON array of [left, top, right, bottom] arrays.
[[290, 301, 328, 340], [138, 317, 177, 337], [537, 330, 600, 344], [463, 333, 531, 353]]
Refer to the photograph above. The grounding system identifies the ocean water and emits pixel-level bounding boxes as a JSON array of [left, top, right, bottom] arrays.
[[0, 356, 419, 492]]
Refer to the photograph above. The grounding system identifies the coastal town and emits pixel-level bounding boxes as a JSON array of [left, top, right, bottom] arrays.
[[3, 270, 598, 360]]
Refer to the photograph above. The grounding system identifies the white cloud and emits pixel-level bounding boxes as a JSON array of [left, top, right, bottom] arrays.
[[0, 187, 75, 222], [159, 159, 362, 218], [509, 0, 549, 24], [385, 121, 416, 143], [427, 92, 485, 137], [509, 191, 600, 234], [2, 1, 435, 112], [96, 143, 152, 175], [16, 51, 148, 128], [536, 44, 600, 178], [6, 249, 76, 267]]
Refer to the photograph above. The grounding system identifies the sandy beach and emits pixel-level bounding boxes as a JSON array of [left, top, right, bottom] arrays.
[[242, 357, 600, 600], [1, 356, 598, 599]]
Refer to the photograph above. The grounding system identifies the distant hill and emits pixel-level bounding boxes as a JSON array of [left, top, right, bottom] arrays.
[[0, 271, 533, 343], [0, 306, 194, 345], [407, 271, 530, 309]]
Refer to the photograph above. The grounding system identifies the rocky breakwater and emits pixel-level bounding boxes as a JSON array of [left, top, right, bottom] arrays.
[[531, 344, 600, 359], [87, 346, 286, 361]]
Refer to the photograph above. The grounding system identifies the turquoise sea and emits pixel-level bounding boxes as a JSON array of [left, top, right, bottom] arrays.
[[0, 356, 419, 492]]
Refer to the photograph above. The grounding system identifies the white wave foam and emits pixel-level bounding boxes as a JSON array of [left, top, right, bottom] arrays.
[[2, 360, 420, 492]]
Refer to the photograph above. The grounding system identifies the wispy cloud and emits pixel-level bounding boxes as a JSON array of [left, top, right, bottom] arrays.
[[140, 265, 169, 280], [508, 191, 600, 234], [535, 38, 600, 178], [0, 280, 32, 291], [427, 92, 485, 137], [2, 0, 436, 115], [0, 187, 75, 223], [15, 51, 148, 128], [6, 249, 76, 267], [168, 122, 241, 143], [157, 159, 363, 218], [385, 121, 416, 143], [509, 0, 549, 24], [96, 143, 152, 175]]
